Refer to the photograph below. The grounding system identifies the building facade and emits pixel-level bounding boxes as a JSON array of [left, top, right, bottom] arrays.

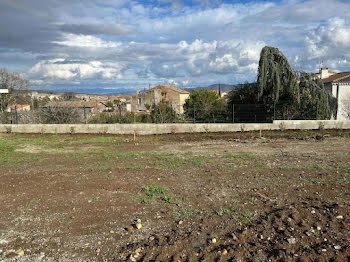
[[131, 85, 190, 114], [314, 68, 350, 120]]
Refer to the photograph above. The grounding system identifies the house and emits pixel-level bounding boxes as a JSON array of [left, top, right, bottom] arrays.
[[44, 101, 103, 114], [131, 85, 190, 114], [8, 104, 31, 112], [317, 68, 350, 120]]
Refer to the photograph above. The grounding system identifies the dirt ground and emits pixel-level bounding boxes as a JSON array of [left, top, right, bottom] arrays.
[[0, 130, 349, 262]]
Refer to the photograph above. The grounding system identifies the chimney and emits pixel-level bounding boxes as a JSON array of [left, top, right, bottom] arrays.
[[136, 89, 140, 95], [320, 68, 330, 79], [149, 84, 152, 90]]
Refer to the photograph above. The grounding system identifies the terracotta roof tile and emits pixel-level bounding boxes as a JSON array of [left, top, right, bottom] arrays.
[[323, 71, 350, 83]]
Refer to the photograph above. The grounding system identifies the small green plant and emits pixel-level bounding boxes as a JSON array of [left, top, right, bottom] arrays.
[[278, 166, 293, 170], [318, 122, 325, 131], [216, 207, 236, 216], [160, 195, 173, 203], [31, 198, 40, 204], [308, 164, 324, 170], [279, 122, 286, 131], [139, 182, 168, 204], [310, 178, 321, 184], [313, 229, 320, 236], [249, 197, 257, 205], [142, 182, 167, 199], [172, 209, 200, 219], [255, 163, 265, 168], [90, 196, 100, 202], [303, 244, 311, 251], [101, 174, 115, 179]]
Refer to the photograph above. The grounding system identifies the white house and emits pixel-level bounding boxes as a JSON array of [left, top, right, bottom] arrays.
[[318, 68, 350, 120]]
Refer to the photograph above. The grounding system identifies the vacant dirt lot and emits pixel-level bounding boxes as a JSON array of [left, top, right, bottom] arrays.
[[0, 130, 349, 261]]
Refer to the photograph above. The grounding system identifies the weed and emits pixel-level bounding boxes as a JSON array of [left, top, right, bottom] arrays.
[[249, 197, 257, 205], [278, 166, 293, 171], [216, 207, 236, 216], [255, 163, 265, 168], [303, 244, 311, 250], [160, 195, 173, 203], [309, 164, 323, 170], [313, 229, 320, 236], [101, 174, 115, 179], [335, 173, 350, 185], [310, 178, 321, 184], [264, 179, 276, 189], [172, 209, 200, 219], [31, 198, 40, 204], [232, 213, 253, 224], [90, 196, 100, 202], [142, 182, 167, 199]]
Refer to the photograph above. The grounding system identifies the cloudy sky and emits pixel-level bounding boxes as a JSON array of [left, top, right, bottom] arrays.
[[1, 0, 350, 94]]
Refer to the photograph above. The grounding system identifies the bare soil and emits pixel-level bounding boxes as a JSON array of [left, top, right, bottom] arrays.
[[0, 130, 349, 261]]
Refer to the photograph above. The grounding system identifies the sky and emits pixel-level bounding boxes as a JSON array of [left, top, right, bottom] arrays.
[[1, 0, 350, 94]]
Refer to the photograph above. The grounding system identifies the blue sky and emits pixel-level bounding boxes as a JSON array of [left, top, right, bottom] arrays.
[[1, 0, 350, 94]]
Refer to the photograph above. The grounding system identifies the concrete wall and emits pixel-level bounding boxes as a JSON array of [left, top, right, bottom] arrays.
[[0, 120, 349, 135]]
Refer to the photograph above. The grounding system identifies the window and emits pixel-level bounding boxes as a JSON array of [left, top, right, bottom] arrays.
[[138, 98, 142, 105]]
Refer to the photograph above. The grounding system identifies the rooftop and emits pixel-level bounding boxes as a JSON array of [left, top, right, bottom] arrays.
[[138, 85, 190, 95], [323, 71, 350, 83], [45, 101, 99, 108]]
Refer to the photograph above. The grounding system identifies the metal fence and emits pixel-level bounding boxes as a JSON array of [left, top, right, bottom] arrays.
[[0, 103, 325, 125]]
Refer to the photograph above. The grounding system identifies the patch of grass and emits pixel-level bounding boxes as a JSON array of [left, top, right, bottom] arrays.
[[310, 178, 321, 184], [249, 197, 257, 205], [172, 209, 200, 219], [101, 174, 115, 179], [224, 152, 255, 160], [255, 163, 265, 168], [337, 165, 349, 170], [140, 182, 168, 203], [278, 166, 294, 171], [216, 207, 236, 216], [232, 213, 254, 224], [160, 195, 173, 203], [335, 173, 350, 185], [71, 136, 123, 145], [308, 164, 324, 170], [264, 178, 276, 189]]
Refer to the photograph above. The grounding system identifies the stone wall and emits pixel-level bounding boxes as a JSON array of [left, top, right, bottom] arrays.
[[0, 120, 349, 135]]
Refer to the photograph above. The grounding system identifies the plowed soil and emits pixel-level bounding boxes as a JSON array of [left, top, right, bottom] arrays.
[[0, 130, 349, 262]]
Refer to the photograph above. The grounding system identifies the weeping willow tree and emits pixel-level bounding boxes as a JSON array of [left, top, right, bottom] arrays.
[[298, 73, 337, 119], [257, 46, 337, 120], [257, 46, 299, 107]]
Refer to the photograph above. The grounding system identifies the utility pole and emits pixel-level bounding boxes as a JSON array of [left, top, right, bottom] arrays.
[[193, 103, 196, 123], [232, 104, 235, 123]]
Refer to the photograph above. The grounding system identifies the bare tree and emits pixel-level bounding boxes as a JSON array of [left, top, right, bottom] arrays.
[[39, 102, 82, 124], [0, 68, 29, 112]]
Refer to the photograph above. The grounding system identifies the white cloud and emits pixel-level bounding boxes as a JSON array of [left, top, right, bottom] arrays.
[[305, 18, 350, 71], [29, 59, 127, 80], [53, 34, 122, 48]]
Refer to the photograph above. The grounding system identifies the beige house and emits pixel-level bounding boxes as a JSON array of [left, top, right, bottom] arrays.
[[8, 104, 31, 112], [131, 85, 189, 114], [317, 68, 350, 120]]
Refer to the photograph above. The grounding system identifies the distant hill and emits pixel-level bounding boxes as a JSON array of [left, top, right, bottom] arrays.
[[185, 84, 239, 93]]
